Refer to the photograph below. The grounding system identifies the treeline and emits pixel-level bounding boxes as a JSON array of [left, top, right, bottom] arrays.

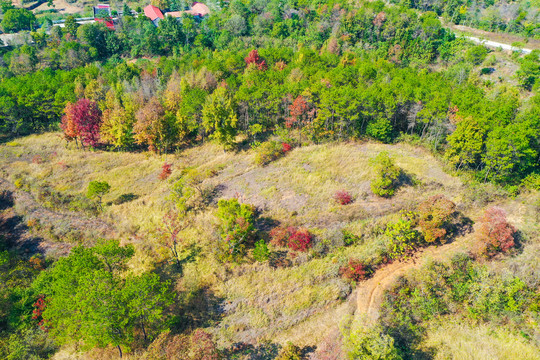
[[2, 0, 454, 76], [3, 44, 539, 186], [0, 0, 538, 187], [394, 0, 540, 38]]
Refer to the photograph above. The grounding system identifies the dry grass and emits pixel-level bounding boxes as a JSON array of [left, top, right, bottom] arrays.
[[422, 320, 540, 360], [1, 132, 538, 354]]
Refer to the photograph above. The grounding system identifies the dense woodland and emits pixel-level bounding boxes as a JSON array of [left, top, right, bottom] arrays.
[[0, 0, 539, 358]]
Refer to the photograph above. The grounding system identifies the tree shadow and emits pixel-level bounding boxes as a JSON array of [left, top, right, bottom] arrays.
[[223, 342, 316, 360], [169, 286, 225, 334]]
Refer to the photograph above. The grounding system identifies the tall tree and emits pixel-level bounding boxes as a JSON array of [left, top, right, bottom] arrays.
[[202, 86, 238, 150]]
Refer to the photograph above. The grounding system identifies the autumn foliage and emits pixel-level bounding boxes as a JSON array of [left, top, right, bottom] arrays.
[[287, 227, 313, 252], [417, 195, 456, 243], [269, 226, 313, 252], [32, 295, 48, 331], [244, 49, 267, 70], [340, 259, 370, 282], [159, 162, 173, 180], [475, 207, 516, 258], [60, 98, 102, 147], [334, 190, 353, 205]]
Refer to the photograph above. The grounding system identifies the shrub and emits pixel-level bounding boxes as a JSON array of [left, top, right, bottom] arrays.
[[276, 342, 302, 360], [32, 155, 43, 164], [287, 227, 313, 252], [215, 199, 256, 262], [475, 207, 516, 258], [254, 140, 290, 166], [282, 142, 292, 153], [159, 162, 173, 180], [385, 212, 422, 260], [522, 173, 540, 190], [340, 259, 371, 282], [253, 239, 270, 262], [269, 226, 293, 247], [417, 195, 456, 243], [342, 324, 402, 360], [334, 190, 353, 205], [370, 152, 401, 197]]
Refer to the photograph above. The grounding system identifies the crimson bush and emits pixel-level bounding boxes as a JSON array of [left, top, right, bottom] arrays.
[[334, 190, 353, 205], [340, 259, 370, 282], [475, 207, 516, 258]]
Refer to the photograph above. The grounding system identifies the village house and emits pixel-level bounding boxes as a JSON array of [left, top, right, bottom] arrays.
[[143, 2, 209, 26]]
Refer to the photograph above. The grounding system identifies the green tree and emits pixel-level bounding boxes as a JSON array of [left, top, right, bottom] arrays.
[[87, 180, 111, 209], [124, 273, 173, 342], [1, 8, 35, 33], [32, 240, 172, 357], [445, 117, 486, 169], [343, 324, 402, 360], [370, 152, 401, 197], [64, 15, 79, 38], [202, 86, 238, 150], [216, 199, 256, 262]]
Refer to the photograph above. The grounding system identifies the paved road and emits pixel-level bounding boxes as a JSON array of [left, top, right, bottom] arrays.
[[464, 35, 533, 54]]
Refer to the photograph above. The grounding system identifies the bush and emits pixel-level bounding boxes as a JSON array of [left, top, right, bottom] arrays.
[[282, 142, 292, 153], [340, 259, 371, 282], [159, 162, 173, 180], [254, 140, 290, 166], [385, 212, 422, 260], [334, 190, 353, 205], [276, 342, 302, 360], [269, 226, 294, 247], [417, 195, 456, 243], [253, 239, 270, 262], [474, 207, 516, 258], [342, 324, 402, 360], [287, 227, 313, 252], [522, 173, 540, 190], [215, 199, 256, 262], [370, 152, 401, 197]]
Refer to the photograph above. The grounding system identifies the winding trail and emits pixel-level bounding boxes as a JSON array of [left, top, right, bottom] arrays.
[[0, 177, 117, 256], [355, 238, 467, 323]]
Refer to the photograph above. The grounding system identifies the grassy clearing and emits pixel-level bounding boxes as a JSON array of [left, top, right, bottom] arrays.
[[423, 320, 540, 360], [1, 132, 538, 353]]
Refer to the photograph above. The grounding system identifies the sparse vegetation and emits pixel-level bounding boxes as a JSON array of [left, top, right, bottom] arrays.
[[0, 0, 538, 356]]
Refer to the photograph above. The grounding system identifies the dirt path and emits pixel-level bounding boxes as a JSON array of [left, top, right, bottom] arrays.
[[355, 238, 467, 323], [0, 177, 117, 256], [446, 23, 540, 52]]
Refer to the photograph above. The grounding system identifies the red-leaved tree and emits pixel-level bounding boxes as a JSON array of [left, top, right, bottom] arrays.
[[339, 259, 370, 282], [244, 49, 267, 70], [334, 190, 353, 205], [61, 98, 102, 148], [475, 207, 516, 258], [288, 227, 313, 252]]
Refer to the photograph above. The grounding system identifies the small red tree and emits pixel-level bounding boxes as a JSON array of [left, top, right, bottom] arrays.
[[159, 162, 172, 180], [339, 259, 370, 282], [475, 207, 516, 258], [61, 98, 102, 148], [334, 190, 353, 205], [282, 142, 292, 153], [288, 228, 313, 252], [32, 295, 49, 331], [287, 95, 308, 129], [245, 49, 267, 70]]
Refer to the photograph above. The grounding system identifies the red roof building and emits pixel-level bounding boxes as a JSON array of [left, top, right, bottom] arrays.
[[144, 5, 164, 21]]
